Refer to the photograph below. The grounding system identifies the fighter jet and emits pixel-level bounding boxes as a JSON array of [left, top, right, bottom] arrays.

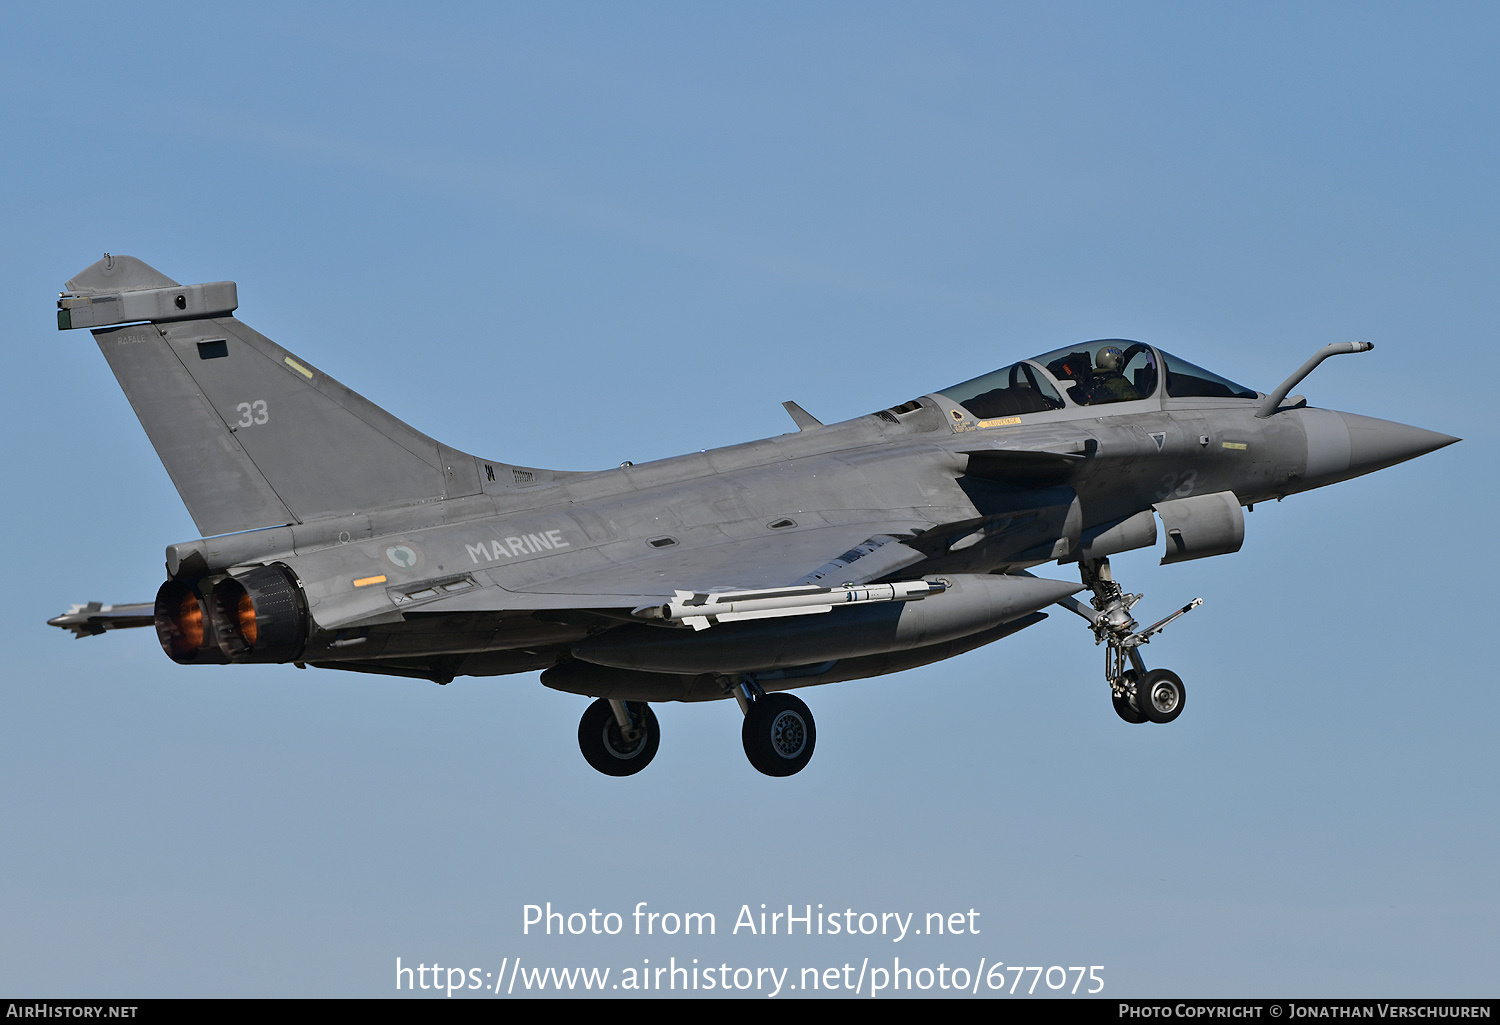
[[48, 254, 1458, 777]]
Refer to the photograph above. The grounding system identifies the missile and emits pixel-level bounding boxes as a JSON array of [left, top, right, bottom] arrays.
[[635, 579, 945, 630], [47, 601, 155, 639]]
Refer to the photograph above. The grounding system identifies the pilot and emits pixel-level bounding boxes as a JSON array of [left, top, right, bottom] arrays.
[[1089, 345, 1139, 403]]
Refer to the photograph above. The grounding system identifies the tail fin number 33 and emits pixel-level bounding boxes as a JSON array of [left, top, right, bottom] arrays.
[[234, 400, 268, 427]]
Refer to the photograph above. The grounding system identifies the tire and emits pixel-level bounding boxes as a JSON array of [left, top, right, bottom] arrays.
[[578, 698, 659, 776], [1113, 671, 1147, 724], [742, 692, 816, 777], [1138, 669, 1186, 724]]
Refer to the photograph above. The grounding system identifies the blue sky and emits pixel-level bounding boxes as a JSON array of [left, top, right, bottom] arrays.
[[1, 2, 1494, 997]]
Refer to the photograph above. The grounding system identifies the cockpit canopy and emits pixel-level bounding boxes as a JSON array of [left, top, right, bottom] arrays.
[[937, 340, 1256, 419]]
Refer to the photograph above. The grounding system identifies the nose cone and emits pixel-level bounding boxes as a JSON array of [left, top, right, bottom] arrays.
[[1339, 412, 1460, 476], [1299, 407, 1458, 486]]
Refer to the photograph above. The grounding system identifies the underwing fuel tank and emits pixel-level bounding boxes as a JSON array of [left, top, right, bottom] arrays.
[[571, 573, 1082, 675], [542, 612, 1050, 702]]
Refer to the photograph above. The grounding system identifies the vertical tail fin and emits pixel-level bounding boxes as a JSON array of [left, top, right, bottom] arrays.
[[61, 255, 540, 537]]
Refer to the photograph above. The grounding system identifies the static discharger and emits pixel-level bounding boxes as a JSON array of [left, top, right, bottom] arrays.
[[637, 579, 947, 631]]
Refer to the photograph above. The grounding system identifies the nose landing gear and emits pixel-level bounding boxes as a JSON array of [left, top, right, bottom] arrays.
[[1061, 558, 1199, 725]]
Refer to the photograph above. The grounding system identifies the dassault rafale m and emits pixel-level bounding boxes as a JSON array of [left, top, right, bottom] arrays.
[[48, 254, 1457, 777]]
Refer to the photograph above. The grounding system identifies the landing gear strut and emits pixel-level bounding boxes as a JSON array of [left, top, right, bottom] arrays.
[[1060, 558, 1199, 725], [578, 698, 660, 776], [727, 676, 816, 776]]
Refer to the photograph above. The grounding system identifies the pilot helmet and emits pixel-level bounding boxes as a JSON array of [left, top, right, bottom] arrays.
[[1096, 345, 1124, 372]]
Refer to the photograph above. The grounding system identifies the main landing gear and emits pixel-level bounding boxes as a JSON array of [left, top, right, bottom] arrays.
[[1059, 558, 1199, 726], [577, 698, 660, 776], [576, 684, 817, 777], [730, 677, 816, 777]]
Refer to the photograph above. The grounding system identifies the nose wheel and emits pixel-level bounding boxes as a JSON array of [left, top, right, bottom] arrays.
[[1060, 558, 1199, 726], [1112, 671, 1147, 724], [1137, 668, 1186, 723]]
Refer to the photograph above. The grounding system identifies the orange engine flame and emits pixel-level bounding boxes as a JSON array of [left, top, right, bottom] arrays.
[[176, 592, 204, 652], [235, 591, 258, 647]]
